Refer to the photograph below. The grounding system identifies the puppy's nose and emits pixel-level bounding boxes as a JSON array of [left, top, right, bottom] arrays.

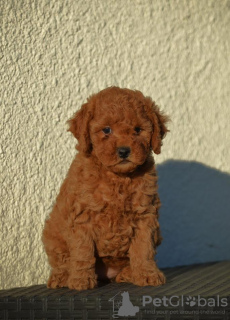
[[117, 147, 131, 159]]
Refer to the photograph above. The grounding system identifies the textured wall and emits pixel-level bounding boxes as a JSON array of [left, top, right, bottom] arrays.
[[1, 0, 230, 289]]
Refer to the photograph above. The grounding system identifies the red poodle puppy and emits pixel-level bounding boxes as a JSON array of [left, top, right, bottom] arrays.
[[42, 87, 169, 290]]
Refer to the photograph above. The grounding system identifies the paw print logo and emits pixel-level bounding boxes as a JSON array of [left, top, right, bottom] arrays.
[[185, 296, 196, 307]]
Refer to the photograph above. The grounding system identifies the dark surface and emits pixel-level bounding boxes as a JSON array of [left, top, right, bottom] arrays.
[[1, 261, 230, 319]]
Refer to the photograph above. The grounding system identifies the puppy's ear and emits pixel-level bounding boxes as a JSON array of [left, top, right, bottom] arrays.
[[144, 98, 170, 154], [67, 102, 93, 155]]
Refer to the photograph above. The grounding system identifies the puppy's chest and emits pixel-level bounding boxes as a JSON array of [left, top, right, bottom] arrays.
[[95, 181, 132, 212], [93, 213, 135, 257], [90, 176, 155, 257], [90, 175, 155, 214], [87, 174, 156, 257]]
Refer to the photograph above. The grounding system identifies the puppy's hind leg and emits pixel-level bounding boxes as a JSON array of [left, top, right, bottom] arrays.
[[42, 222, 69, 289]]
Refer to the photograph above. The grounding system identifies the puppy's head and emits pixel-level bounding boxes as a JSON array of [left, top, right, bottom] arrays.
[[68, 87, 169, 173]]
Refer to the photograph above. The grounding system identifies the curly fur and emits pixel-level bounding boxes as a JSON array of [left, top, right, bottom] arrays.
[[42, 87, 169, 290]]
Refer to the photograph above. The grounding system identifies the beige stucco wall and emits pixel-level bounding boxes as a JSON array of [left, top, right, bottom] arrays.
[[1, 0, 230, 289]]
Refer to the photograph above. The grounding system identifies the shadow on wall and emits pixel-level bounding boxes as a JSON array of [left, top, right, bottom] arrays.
[[156, 160, 230, 268]]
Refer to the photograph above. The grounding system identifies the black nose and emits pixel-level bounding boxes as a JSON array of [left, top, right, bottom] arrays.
[[117, 147, 131, 159]]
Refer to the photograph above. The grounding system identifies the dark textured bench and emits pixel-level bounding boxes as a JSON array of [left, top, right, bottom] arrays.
[[1, 261, 230, 320]]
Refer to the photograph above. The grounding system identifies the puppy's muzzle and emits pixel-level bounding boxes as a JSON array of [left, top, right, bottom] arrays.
[[117, 147, 131, 159]]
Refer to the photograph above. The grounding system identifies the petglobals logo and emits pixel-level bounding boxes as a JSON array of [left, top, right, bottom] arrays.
[[143, 295, 228, 308], [109, 291, 139, 318], [109, 291, 228, 318]]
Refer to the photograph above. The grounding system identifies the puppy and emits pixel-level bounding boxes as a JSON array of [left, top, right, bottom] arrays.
[[42, 87, 169, 290]]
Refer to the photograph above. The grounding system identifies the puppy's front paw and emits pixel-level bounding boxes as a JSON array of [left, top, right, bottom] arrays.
[[67, 274, 97, 290], [116, 266, 132, 283], [132, 267, 166, 287], [47, 270, 68, 288]]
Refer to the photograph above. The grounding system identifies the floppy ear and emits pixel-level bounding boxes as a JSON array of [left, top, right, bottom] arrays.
[[144, 98, 169, 154], [67, 102, 93, 156]]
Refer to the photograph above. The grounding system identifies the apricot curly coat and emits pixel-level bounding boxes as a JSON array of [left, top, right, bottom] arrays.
[[42, 87, 169, 290]]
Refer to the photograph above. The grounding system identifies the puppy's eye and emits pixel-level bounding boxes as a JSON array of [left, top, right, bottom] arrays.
[[134, 127, 142, 134], [102, 127, 112, 134]]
